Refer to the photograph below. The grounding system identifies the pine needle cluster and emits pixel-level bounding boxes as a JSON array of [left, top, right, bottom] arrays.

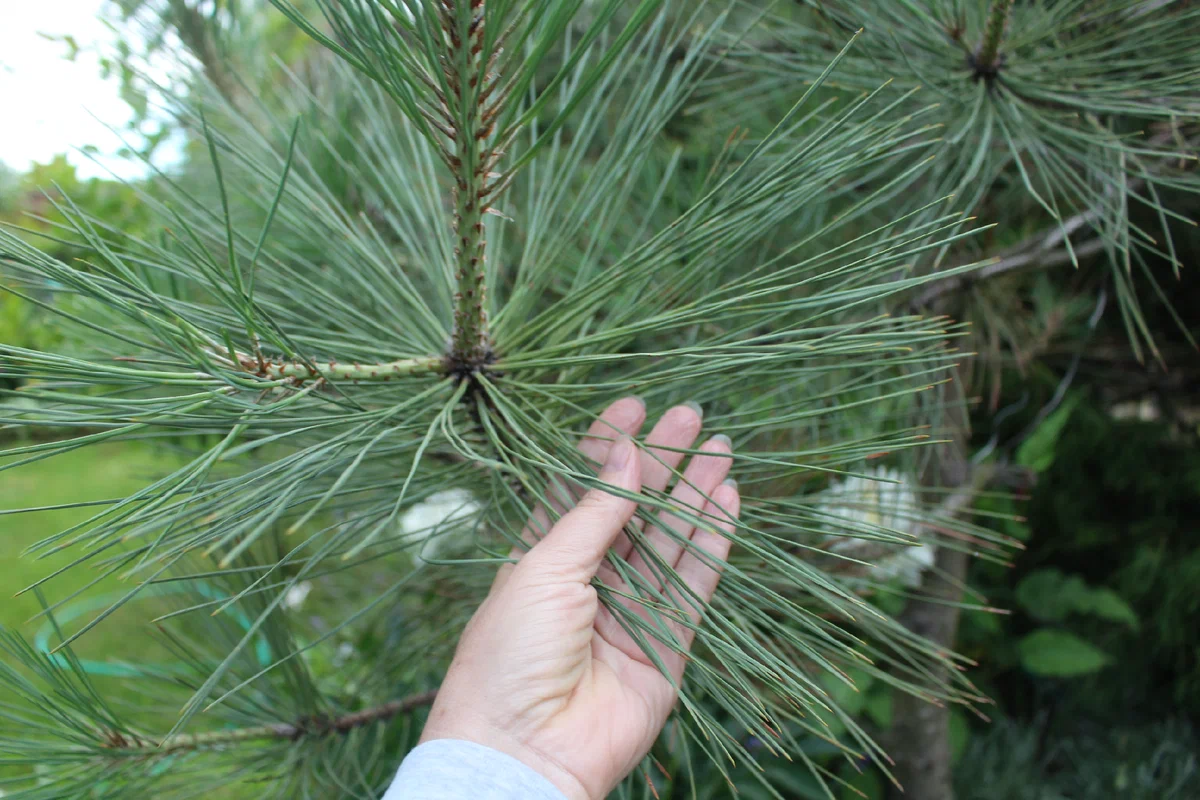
[[0, 2, 1046, 797], [727, 0, 1200, 361]]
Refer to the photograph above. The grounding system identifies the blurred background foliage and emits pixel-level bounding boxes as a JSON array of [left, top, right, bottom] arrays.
[[1, 1, 1198, 798]]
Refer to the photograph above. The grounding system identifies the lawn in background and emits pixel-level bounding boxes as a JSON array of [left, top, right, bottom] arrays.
[[0, 441, 282, 797], [1, 441, 179, 653]]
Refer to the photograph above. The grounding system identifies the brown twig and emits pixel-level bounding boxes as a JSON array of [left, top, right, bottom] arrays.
[[911, 127, 1196, 311], [110, 690, 438, 755], [911, 221, 1107, 310]]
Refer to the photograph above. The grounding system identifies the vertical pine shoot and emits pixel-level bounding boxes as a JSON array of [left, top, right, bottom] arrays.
[[973, 0, 1012, 78], [0, 3, 1013, 796]]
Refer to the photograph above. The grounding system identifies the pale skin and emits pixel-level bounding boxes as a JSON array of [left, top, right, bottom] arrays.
[[420, 397, 739, 800]]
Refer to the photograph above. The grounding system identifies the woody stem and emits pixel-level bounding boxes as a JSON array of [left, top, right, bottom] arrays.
[[975, 0, 1012, 72], [102, 690, 438, 755], [446, 0, 492, 369]]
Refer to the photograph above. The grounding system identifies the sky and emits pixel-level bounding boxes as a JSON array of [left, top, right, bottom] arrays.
[[0, 0, 169, 180]]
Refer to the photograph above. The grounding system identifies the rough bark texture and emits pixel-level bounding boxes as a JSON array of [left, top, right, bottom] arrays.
[[975, 0, 1013, 73], [885, 546, 970, 800], [446, 0, 494, 368], [885, 375, 973, 800]]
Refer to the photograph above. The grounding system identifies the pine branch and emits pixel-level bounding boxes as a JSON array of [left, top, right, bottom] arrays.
[[128, 690, 438, 755], [445, 0, 496, 368], [213, 348, 447, 383], [728, 2, 1200, 357], [911, 126, 1188, 310], [910, 224, 1106, 310], [1, 7, 1019, 796], [973, 0, 1012, 76]]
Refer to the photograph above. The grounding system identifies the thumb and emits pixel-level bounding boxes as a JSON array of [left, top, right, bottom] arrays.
[[528, 436, 641, 583]]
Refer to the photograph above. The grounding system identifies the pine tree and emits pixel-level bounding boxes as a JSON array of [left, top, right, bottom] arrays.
[[728, 0, 1200, 362], [718, 3, 1200, 797], [0, 2, 1026, 797]]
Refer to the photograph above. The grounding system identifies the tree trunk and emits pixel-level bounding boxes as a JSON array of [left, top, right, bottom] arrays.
[[885, 374, 973, 800], [885, 546, 970, 800]]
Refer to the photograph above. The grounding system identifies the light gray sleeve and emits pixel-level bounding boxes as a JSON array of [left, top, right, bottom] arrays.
[[381, 738, 569, 800]]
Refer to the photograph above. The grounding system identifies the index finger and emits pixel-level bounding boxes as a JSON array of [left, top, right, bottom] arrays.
[[491, 397, 647, 591]]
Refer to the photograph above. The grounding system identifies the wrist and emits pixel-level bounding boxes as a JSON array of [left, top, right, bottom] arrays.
[[420, 721, 592, 800]]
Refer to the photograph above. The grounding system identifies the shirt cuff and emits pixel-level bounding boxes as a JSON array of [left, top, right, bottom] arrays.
[[381, 738, 569, 800]]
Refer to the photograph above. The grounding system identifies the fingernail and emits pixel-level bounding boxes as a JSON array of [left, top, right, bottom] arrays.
[[628, 395, 646, 410], [710, 434, 733, 449], [721, 477, 738, 490], [683, 400, 704, 419], [607, 436, 635, 470]]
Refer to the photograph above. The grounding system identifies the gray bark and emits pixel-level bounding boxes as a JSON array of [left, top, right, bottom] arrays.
[[885, 546, 970, 800], [884, 377, 974, 800]]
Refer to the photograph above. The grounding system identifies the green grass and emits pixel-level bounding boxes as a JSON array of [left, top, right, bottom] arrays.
[[0, 438, 194, 759], [1, 441, 180, 657], [0, 441, 367, 798], [0, 442, 175, 784], [0, 441, 270, 796]]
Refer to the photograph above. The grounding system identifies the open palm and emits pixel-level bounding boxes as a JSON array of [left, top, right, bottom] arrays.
[[420, 397, 739, 800]]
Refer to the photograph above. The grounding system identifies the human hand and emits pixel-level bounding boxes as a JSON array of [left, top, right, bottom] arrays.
[[419, 397, 739, 799]]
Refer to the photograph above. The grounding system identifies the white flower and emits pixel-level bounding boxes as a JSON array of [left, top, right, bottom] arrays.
[[1110, 397, 1160, 422], [815, 466, 935, 588], [283, 581, 312, 610], [401, 489, 481, 558]]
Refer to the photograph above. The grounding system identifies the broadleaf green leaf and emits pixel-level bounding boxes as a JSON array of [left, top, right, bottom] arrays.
[[1018, 629, 1112, 678], [1015, 395, 1082, 473]]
